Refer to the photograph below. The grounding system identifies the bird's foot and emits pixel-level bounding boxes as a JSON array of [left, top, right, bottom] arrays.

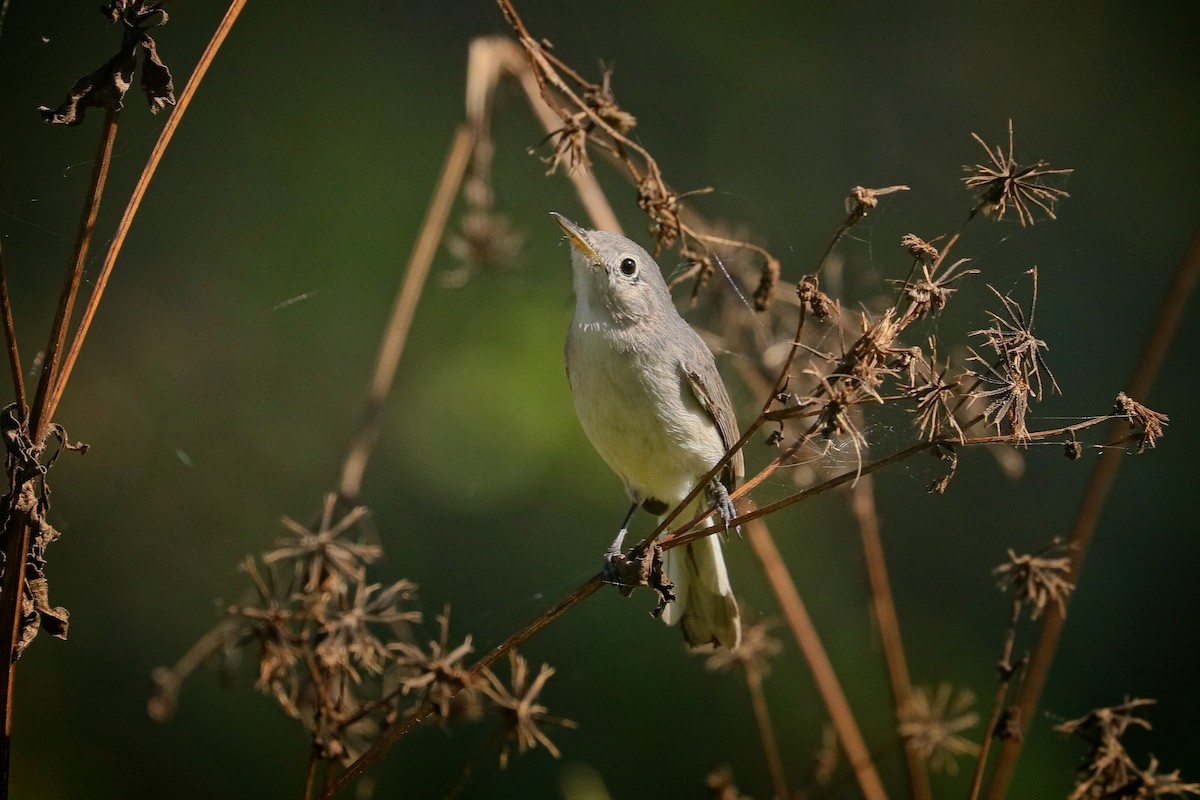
[[711, 482, 739, 535]]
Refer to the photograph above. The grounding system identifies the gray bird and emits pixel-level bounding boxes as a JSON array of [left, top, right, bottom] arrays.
[[553, 213, 742, 650]]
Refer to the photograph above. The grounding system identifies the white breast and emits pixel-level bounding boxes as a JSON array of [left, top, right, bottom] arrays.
[[566, 319, 726, 508]]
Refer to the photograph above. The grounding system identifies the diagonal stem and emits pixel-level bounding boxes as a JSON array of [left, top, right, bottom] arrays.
[[851, 477, 930, 800], [28, 110, 118, 439], [743, 662, 790, 800], [983, 222, 1200, 799], [44, 0, 248, 425], [338, 124, 474, 499], [0, 244, 25, 418], [746, 517, 889, 800]]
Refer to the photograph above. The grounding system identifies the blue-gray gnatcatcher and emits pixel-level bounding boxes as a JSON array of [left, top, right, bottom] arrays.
[[553, 213, 742, 650]]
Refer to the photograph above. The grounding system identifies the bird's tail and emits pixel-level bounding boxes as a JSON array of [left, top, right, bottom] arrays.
[[661, 524, 741, 650]]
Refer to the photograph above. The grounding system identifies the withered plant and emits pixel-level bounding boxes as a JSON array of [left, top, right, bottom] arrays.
[[2, 2, 1195, 800]]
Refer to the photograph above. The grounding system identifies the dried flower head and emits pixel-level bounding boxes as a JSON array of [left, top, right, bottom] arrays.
[[445, 210, 525, 277], [972, 270, 1059, 399], [813, 724, 839, 785], [845, 184, 910, 223], [539, 116, 590, 175], [797, 274, 837, 322], [315, 579, 420, 681], [898, 684, 980, 774], [964, 120, 1072, 226], [1114, 392, 1169, 453], [391, 610, 478, 720], [753, 254, 781, 312], [264, 494, 379, 593], [582, 65, 637, 134], [480, 650, 576, 766], [705, 619, 781, 676], [900, 340, 964, 441], [901, 233, 941, 265], [894, 257, 978, 323], [994, 541, 1075, 620], [1057, 698, 1199, 800]]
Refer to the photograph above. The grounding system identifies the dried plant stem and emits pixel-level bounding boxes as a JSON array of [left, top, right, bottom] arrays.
[[303, 746, 320, 800], [29, 109, 118, 439], [746, 518, 889, 800], [969, 598, 1021, 800], [743, 663, 790, 800], [0, 107, 118, 797], [984, 222, 1200, 800], [0, 245, 26, 418], [44, 0, 248, 424], [338, 124, 475, 499], [851, 477, 930, 800]]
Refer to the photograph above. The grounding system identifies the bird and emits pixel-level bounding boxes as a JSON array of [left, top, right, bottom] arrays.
[[553, 212, 742, 650]]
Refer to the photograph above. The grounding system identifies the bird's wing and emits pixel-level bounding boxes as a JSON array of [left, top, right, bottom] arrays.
[[679, 359, 744, 489]]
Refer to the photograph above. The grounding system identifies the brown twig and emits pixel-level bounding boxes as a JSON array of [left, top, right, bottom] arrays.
[[969, 597, 1022, 800], [746, 518, 889, 800], [743, 661, 790, 800], [983, 222, 1200, 799], [851, 476, 930, 800], [0, 108, 118, 796], [0, 244, 26, 419], [28, 109, 118, 440], [338, 124, 475, 499], [44, 0, 248, 424]]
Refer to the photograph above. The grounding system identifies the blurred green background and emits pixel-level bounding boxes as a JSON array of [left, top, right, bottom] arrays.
[[1, 1, 1198, 797]]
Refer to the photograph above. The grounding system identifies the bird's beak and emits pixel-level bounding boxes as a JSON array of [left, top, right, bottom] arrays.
[[551, 212, 600, 263]]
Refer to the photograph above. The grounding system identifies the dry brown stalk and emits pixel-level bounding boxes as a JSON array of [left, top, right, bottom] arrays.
[[0, 4, 246, 794], [851, 477, 931, 800], [45, 0, 249, 423], [0, 108, 119, 793], [744, 663, 789, 800], [28, 110, 118, 440], [0, 247, 25, 419], [745, 518, 890, 800], [984, 222, 1200, 800], [339, 125, 475, 499]]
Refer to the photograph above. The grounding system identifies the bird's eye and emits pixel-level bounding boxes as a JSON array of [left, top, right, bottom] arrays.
[[619, 257, 638, 276]]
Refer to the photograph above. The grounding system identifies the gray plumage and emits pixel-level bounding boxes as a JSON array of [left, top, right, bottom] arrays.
[[553, 213, 742, 650]]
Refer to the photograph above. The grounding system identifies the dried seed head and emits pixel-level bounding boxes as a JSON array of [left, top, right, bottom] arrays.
[[752, 255, 781, 312], [1114, 392, 1169, 453], [1056, 698, 1199, 800], [480, 650, 576, 766], [994, 541, 1075, 619], [705, 619, 781, 675], [391, 610, 478, 721], [898, 684, 980, 774], [901, 233, 941, 265], [963, 120, 1072, 226], [797, 274, 836, 321], [583, 66, 637, 134]]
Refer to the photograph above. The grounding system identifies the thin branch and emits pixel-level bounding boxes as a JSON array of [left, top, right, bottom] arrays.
[[0, 244, 25, 418], [743, 662, 790, 800], [746, 518, 889, 800], [851, 476, 930, 800], [984, 221, 1200, 799], [969, 598, 1022, 800], [45, 0, 249, 425], [28, 110, 119, 439], [338, 124, 475, 499]]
